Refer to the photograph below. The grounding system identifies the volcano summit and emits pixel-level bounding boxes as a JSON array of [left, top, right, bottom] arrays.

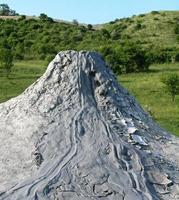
[[0, 51, 179, 200]]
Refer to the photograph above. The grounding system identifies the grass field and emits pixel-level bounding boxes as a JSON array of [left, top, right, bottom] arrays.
[[119, 63, 179, 135], [0, 60, 178, 135], [0, 60, 47, 103]]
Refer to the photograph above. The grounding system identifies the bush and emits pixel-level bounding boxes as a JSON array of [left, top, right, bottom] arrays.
[[120, 43, 151, 72], [161, 73, 179, 101], [135, 22, 142, 30], [175, 25, 179, 34], [73, 19, 79, 26], [139, 14, 146, 18], [18, 15, 26, 21], [161, 13, 166, 17], [151, 11, 160, 15], [0, 43, 13, 77], [111, 29, 121, 40], [109, 21, 115, 25], [175, 53, 179, 62], [100, 29, 110, 38], [45, 54, 55, 64], [39, 13, 54, 23], [100, 43, 151, 74], [154, 17, 159, 21]]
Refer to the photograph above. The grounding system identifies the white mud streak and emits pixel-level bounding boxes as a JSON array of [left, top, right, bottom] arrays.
[[0, 51, 179, 200]]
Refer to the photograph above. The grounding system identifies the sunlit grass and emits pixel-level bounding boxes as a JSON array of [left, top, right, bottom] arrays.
[[0, 60, 47, 103], [119, 63, 179, 136]]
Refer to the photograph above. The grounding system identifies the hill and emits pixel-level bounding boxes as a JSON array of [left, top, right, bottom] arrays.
[[0, 15, 74, 24], [0, 11, 179, 73], [104, 11, 179, 62], [105, 11, 179, 46]]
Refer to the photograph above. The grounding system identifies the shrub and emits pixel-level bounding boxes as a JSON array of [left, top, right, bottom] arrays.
[[154, 17, 159, 21], [135, 22, 142, 30], [161, 73, 179, 101], [100, 43, 151, 74], [72, 19, 79, 26], [111, 30, 121, 40], [161, 13, 166, 17], [175, 25, 179, 34], [18, 15, 26, 21], [87, 24, 93, 30], [139, 14, 146, 18], [45, 54, 55, 64], [109, 21, 115, 25], [175, 53, 179, 62], [39, 13, 54, 23], [100, 29, 110, 38], [151, 11, 160, 15], [0, 45, 13, 77]]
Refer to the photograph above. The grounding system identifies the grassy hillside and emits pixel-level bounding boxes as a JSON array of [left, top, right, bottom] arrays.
[[105, 11, 179, 46], [0, 11, 179, 73], [103, 11, 179, 64]]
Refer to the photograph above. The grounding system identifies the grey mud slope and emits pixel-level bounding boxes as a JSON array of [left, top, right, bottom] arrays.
[[0, 51, 179, 200]]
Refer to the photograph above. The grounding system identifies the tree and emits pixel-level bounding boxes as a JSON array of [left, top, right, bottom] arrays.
[[100, 29, 110, 38], [39, 13, 54, 23], [122, 42, 151, 72], [18, 15, 26, 21], [0, 4, 17, 16], [87, 24, 93, 30], [99, 42, 152, 74], [151, 11, 160, 15], [0, 47, 13, 77], [39, 13, 48, 20], [135, 22, 142, 30], [0, 39, 13, 77], [73, 19, 79, 26], [161, 73, 179, 101], [14, 43, 25, 60], [175, 25, 179, 34], [0, 4, 10, 15]]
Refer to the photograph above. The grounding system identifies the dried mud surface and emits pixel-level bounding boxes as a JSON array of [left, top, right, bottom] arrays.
[[0, 51, 179, 200]]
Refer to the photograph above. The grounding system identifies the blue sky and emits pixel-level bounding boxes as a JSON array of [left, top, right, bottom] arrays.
[[1, 0, 179, 24]]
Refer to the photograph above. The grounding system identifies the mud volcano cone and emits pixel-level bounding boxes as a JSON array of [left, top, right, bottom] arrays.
[[0, 51, 179, 200]]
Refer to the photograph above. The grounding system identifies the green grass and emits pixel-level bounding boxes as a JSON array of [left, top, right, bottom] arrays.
[[0, 60, 178, 136], [0, 60, 46, 103], [105, 11, 179, 47], [119, 63, 179, 136]]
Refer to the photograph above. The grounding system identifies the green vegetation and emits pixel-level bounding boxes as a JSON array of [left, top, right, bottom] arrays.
[[161, 73, 179, 101], [104, 11, 179, 64], [0, 60, 46, 103], [0, 39, 14, 77], [0, 10, 179, 74], [0, 4, 18, 16], [119, 63, 179, 136]]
